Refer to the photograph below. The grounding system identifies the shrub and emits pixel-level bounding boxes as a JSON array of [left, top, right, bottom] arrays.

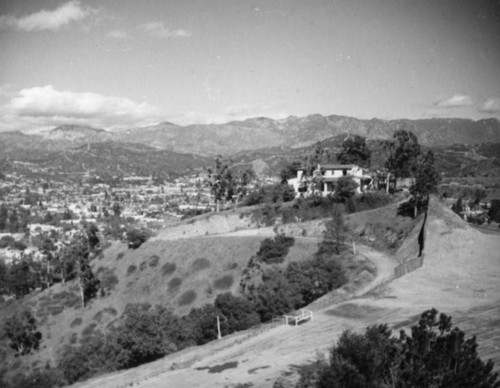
[[186, 304, 221, 345], [116, 252, 125, 260], [286, 256, 346, 305], [98, 268, 119, 291], [256, 234, 295, 264], [52, 290, 80, 309], [93, 311, 103, 322], [126, 265, 137, 275], [103, 307, 118, 317], [81, 323, 97, 338], [69, 333, 78, 345], [126, 228, 149, 249], [139, 261, 148, 271], [214, 292, 260, 335], [213, 274, 234, 290], [242, 183, 296, 207], [192, 257, 211, 272], [178, 290, 197, 306], [70, 318, 82, 328], [49, 305, 64, 315], [149, 255, 160, 267], [3, 310, 42, 355], [162, 262, 176, 276], [168, 277, 182, 293]]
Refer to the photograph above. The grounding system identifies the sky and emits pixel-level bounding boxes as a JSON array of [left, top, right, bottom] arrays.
[[0, 0, 499, 132]]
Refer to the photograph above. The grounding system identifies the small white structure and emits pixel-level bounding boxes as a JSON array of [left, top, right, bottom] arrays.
[[284, 309, 313, 326], [288, 164, 372, 197]]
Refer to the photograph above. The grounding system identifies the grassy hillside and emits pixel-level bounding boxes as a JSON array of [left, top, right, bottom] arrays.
[[0, 199, 423, 383], [0, 233, 319, 379]]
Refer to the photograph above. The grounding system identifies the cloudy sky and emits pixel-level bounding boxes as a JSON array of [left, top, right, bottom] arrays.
[[1, 0, 499, 132]]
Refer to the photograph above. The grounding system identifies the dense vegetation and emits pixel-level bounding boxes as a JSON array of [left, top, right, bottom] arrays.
[[295, 308, 499, 388]]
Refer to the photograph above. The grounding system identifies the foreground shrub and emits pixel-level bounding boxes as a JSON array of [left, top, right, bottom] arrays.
[[297, 309, 500, 388]]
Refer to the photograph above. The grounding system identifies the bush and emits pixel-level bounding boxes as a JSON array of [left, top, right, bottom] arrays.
[[126, 265, 137, 275], [242, 183, 296, 207], [213, 274, 234, 290], [98, 268, 119, 291], [162, 262, 176, 276], [256, 234, 295, 264], [168, 277, 182, 293], [186, 304, 221, 345], [3, 310, 42, 355], [126, 228, 149, 249], [192, 257, 211, 271], [149, 255, 160, 267], [178, 290, 197, 306], [214, 292, 260, 335], [286, 256, 346, 305], [116, 252, 125, 260], [70, 318, 82, 328], [81, 323, 97, 338]]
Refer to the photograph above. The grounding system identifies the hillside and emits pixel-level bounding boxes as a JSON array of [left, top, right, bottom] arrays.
[[0, 200, 421, 384], [39, 142, 212, 179], [66, 198, 500, 388]]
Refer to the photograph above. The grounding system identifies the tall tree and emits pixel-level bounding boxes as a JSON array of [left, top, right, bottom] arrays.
[[386, 129, 421, 188], [410, 150, 441, 212], [317, 205, 348, 256], [0, 204, 7, 231], [208, 155, 236, 211], [337, 135, 371, 168]]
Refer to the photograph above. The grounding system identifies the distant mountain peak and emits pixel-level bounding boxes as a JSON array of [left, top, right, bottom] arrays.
[[51, 124, 107, 133]]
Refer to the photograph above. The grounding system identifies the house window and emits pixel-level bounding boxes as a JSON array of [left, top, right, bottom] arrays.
[[342, 170, 347, 176]]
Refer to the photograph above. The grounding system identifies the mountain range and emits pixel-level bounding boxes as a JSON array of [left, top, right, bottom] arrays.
[[3, 114, 498, 155], [1, 114, 500, 179]]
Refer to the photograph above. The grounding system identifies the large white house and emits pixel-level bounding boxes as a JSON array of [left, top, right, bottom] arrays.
[[288, 164, 372, 197]]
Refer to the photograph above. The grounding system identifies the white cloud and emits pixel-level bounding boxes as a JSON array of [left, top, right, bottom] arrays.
[[140, 22, 191, 39], [106, 29, 128, 39], [1, 85, 160, 131], [479, 98, 500, 113], [435, 94, 473, 108], [0, 1, 95, 32]]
